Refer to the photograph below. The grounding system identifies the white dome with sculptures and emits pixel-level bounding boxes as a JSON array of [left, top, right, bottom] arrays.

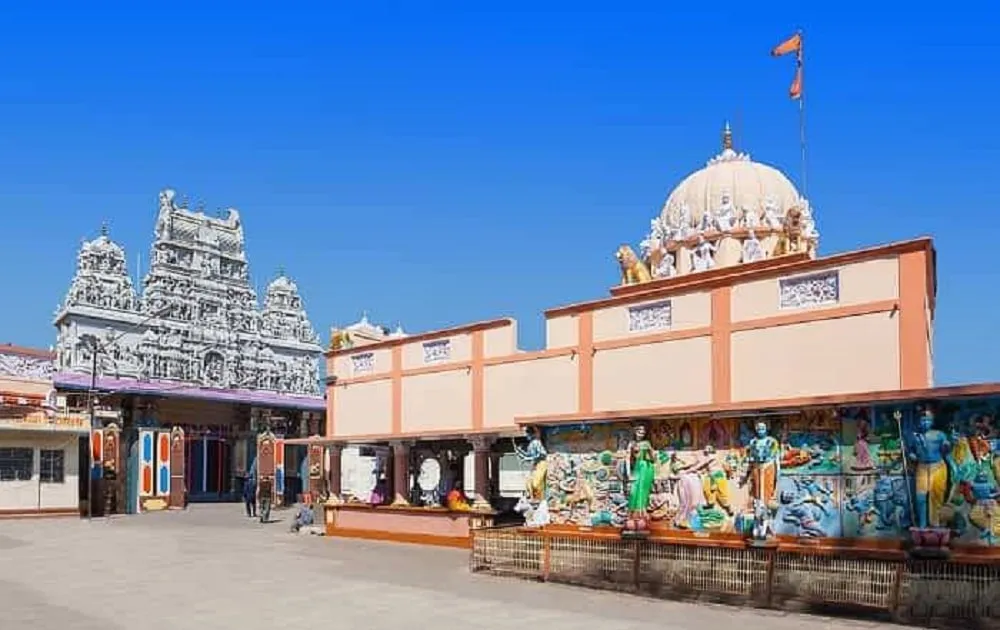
[[617, 124, 819, 284]]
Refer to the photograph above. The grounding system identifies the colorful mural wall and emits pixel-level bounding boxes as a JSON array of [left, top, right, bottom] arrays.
[[540, 396, 1000, 546]]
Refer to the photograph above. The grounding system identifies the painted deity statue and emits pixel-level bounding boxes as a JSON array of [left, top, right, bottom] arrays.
[[907, 409, 952, 529], [743, 421, 780, 509], [513, 426, 548, 502], [625, 423, 655, 533]]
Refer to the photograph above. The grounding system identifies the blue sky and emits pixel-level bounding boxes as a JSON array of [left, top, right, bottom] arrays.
[[0, 3, 996, 385]]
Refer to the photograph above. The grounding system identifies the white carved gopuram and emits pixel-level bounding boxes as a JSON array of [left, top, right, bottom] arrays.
[[52, 190, 322, 401]]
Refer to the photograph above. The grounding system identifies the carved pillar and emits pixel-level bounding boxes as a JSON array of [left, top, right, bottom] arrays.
[[307, 439, 325, 498], [169, 427, 186, 509], [327, 444, 343, 498], [469, 436, 494, 505], [390, 441, 410, 505]]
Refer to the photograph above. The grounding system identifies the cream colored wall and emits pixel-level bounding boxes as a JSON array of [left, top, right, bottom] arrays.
[[730, 312, 900, 401], [731, 257, 898, 322], [483, 324, 517, 357], [401, 371, 471, 432], [591, 291, 710, 342], [545, 315, 577, 348], [334, 380, 392, 436], [593, 337, 712, 411], [0, 432, 79, 512], [483, 356, 577, 428]]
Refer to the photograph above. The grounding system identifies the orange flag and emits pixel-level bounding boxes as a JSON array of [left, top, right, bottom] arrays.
[[771, 32, 802, 57], [789, 65, 803, 100]]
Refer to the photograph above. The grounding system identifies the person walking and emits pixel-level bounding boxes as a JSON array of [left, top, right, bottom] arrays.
[[243, 475, 257, 518]]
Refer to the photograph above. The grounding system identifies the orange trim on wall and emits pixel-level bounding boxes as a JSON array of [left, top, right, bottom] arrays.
[[730, 299, 899, 333], [592, 326, 710, 352], [391, 346, 402, 434], [710, 287, 732, 404], [577, 312, 594, 414], [471, 331, 484, 430], [899, 250, 931, 389], [515, 381, 1000, 427], [326, 318, 513, 358], [546, 237, 933, 318], [483, 347, 575, 367]]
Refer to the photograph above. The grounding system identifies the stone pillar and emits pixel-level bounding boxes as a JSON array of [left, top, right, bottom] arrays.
[[470, 436, 494, 508], [327, 444, 343, 498], [391, 442, 410, 505]]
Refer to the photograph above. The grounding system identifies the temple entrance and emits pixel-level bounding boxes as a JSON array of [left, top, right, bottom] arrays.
[[185, 434, 236, 502]]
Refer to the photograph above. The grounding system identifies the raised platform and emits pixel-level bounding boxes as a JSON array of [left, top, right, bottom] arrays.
[[471, 526, 1000, 624], [323, 503, 495, 548]]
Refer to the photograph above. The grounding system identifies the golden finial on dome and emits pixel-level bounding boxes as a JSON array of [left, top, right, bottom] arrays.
[[722, 122, 733, 151]]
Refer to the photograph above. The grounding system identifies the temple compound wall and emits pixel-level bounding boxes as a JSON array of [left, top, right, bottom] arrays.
[[326, 238, 934, 443]]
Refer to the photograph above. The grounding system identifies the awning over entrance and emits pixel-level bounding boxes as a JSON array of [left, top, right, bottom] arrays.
[[53, 371, 325, 412]]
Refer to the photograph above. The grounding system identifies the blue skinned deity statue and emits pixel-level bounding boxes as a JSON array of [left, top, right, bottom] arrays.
[[907, 409, 952, 529]]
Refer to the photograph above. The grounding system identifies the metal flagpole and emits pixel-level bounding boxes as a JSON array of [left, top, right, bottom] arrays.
[[797, 32, 808, 199]]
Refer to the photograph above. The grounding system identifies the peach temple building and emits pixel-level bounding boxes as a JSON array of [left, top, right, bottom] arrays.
[[299, 124, 942, 548]]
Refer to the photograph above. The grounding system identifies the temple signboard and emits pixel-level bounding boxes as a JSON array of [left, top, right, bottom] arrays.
[[0, 409, 89, 432]]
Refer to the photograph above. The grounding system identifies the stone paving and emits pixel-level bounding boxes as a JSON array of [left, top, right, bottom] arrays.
[[0, 505, 899, 629]]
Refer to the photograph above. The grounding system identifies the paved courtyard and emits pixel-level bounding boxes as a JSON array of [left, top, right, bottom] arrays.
[[0, 505, 900, 629]]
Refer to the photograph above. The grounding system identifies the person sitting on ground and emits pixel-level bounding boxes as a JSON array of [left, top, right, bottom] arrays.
[[289, 503, 315, 533]]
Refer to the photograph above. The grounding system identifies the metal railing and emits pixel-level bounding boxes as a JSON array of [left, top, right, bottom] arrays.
[[470, 527, 1000, 626]]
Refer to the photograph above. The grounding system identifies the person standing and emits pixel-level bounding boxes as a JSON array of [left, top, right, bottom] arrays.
[[243, 475, 257, 518]]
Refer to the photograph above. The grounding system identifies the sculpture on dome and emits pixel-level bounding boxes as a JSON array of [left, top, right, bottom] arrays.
[[715, 192, 736, 232], [741, 206, 761, 230], [615, 244, 652, 285], [675, 204, 693, 241], [690, 237, 717, 272], [653, 251, 676, 279], [763, 197, 783, 230], [741, 231, 766, 264]]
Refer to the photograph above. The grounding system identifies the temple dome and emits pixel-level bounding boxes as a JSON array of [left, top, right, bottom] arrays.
[[658, 124, 803, 230]]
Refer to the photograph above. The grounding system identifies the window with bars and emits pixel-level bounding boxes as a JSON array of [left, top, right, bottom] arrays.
[[40, 449, 65, 484], [0, 447, 34, 482]]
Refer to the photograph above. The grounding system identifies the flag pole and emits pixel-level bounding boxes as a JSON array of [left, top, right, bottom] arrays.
[[797, 31, 808, 199]]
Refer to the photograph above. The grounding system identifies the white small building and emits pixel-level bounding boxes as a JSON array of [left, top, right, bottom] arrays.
[[0, 344, 88, 517]]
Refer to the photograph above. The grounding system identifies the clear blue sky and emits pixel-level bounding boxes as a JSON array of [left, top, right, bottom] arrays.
[[0, 3, 996, 385]]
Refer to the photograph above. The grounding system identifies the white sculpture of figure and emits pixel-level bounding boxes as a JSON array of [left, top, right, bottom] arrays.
[[763, 196, 783, 230], [676, 203, 693, 241], [741, 206, 760, 230], [800, 200, 820, 239], [699, 206, 717, 234], [715, 191, 736, 232], [691, 237, 717, 272], [741, 230, 766, 263], [654, 251, 676, 278]]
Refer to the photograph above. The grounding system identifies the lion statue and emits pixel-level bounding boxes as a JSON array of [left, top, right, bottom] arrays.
[[774, 206, 805, 256], [329, 329, 353, 351], [615, 245, 652, 285]]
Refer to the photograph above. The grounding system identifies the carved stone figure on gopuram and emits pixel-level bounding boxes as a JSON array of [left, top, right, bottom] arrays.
[[617, 122, 819, 285], [52, 189, 322, 396]]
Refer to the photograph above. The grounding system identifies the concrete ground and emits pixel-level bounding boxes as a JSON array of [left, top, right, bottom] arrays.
[[0, 504, 900, 630]]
